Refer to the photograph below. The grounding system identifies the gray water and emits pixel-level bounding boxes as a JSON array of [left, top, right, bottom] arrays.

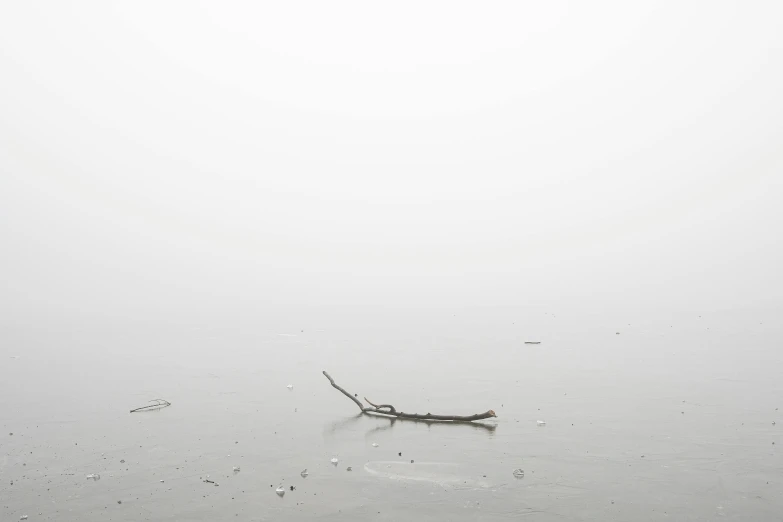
[[2, 305, 781, 521]]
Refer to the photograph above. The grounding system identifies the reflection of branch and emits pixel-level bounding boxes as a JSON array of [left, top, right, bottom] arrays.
[[322, 371, 497, 422], [325, 413, 364, 434], [369, 415, 497, 434], [130, 399, 171, 413]]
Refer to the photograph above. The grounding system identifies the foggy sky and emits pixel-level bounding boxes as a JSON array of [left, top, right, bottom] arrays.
[[1, 1, 781, 327]]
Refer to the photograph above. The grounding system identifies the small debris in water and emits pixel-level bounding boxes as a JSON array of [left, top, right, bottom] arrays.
[[130, 398, 171, 413], [641, 455, 645, 458], [330, 457, 338, 465], [411, 460, 414, 463], [287, 385, 293, 390], [774, 421, 777, 426], [346, 467, 352, 471], [300, 469, 309, 478], [159, 480, 164, 483], [537, 420, 546, 427], [398, 452, 402, 456], [372, 443, 379, 447], [276, 486, 285, 497], [290, 485, 295, 491], [512, 469, 525, 478], [233, 466, 241, 473], [117, 501, 122, 504], [120, 459, 125, 464], [616, 332, 620, 335], [86, 474, 100, 480], [20, 516, 28, 520]]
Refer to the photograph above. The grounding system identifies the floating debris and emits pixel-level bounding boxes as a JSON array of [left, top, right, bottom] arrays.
[[347, 466, 352, 471], [287, 385, 293, 390], [300, 469, 309, 478], [130, 399, 171, 413], [290, 485, 295, 491], [233, 466, 241, 473], [524, 341, 541, 345], [774, 421, 777, 426], [86, 474, 100, 481], [20, 516, 28, 520], [537, 420, 546, 427], [372, 443, 379, 447], [616, 332, 620, 335], [330, 457, 339, 465], [120, 459, 125, 464], [512, 469, 525, 478], [276, 486, 285, 497]]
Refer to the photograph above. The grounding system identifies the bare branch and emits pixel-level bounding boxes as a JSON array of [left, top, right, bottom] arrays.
[[322, 371, 365, 411], [323, 371, 496, 423], [364, 397, 396, 413]]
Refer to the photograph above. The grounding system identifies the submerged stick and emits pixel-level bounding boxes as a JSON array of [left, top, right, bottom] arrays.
[[322, 371, 496, 422], [130, 399, 171, 413]]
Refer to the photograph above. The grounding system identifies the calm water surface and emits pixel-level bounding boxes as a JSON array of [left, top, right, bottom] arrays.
[[2, 306, 781, 521]]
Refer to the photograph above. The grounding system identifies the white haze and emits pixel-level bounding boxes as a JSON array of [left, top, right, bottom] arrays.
[[1, 1, 782, 328]]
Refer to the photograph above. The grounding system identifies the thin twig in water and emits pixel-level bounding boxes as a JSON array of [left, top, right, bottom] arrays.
[[130, 399, 171, 413], [322, 371, 496, 422]]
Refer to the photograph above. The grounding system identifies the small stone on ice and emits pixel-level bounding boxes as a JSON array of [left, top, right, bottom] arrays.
[[512, 469, 525, 478], [276, 486, 285, 497]]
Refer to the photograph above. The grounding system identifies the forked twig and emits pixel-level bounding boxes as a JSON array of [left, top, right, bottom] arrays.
[[130, 399, 171, 413], [322, 371, 496, 422]]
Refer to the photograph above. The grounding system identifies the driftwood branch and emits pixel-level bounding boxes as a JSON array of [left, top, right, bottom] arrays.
[[322, 371, 496, 422]]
